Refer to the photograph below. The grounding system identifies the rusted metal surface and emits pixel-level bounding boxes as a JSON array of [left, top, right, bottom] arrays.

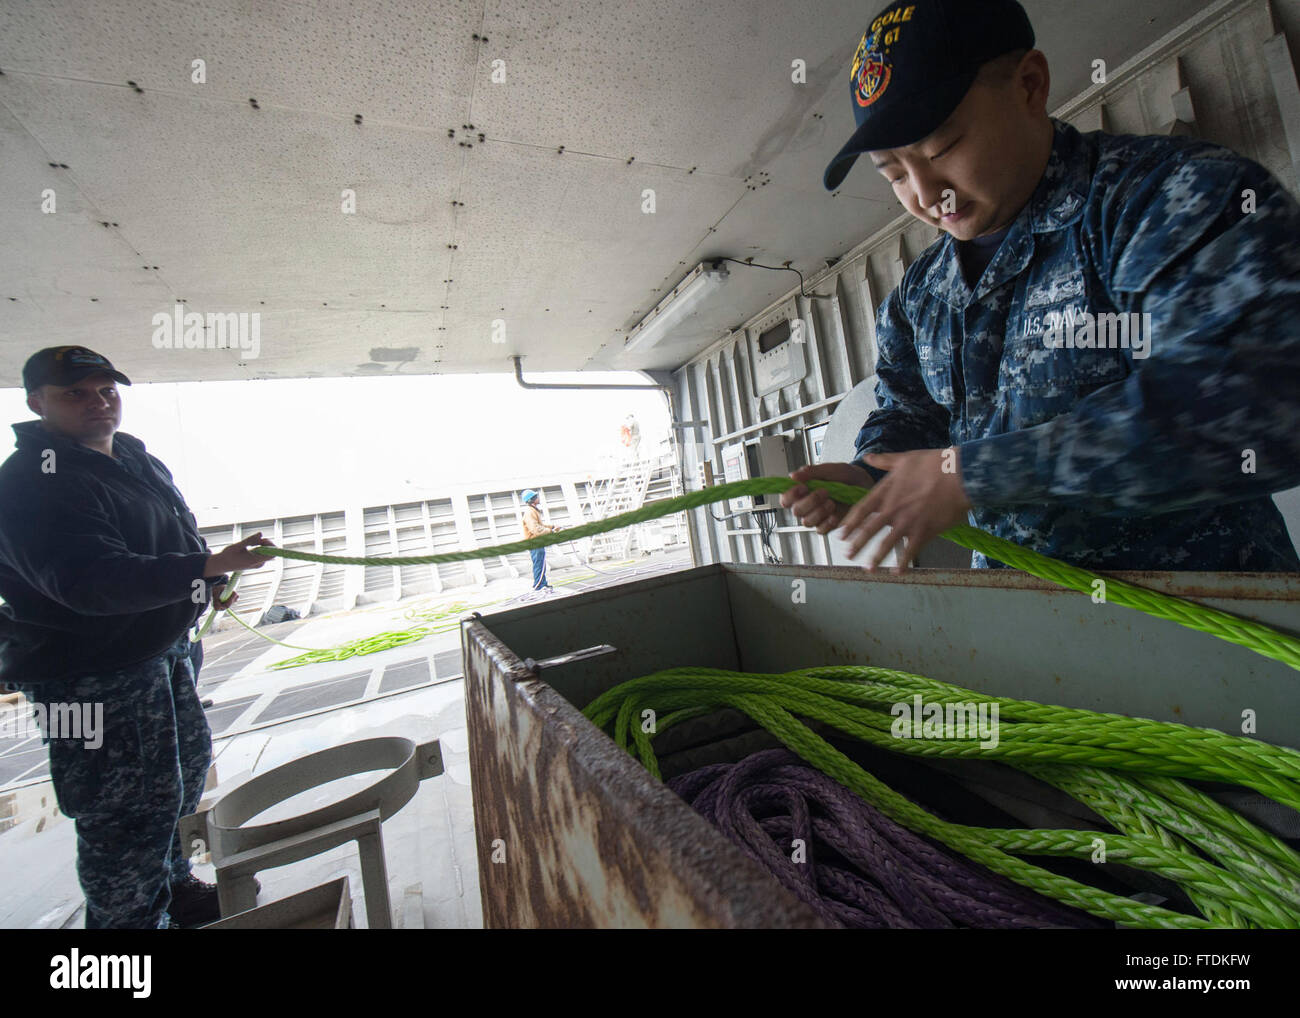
[[461, 561, 1299, 927], [723, 562, 1300, 601], [462, 618, 826, 929]]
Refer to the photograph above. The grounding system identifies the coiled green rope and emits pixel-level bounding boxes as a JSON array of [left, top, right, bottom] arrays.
[[227, 477, 1300, 671], [582, 665, 1300, 929], [222, 598, 493, 669]]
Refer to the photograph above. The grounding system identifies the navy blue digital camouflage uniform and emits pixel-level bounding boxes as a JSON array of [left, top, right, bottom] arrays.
[[854, 119, 1300, 570], [0, 421, 219, 928], [28, 633, 211, 928]]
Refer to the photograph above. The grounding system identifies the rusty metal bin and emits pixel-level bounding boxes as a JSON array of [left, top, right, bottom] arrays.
[[462, 564, 1300, 928]]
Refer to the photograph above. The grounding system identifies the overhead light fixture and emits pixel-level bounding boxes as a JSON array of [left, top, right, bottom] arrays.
[[624, 260, 729, 355]]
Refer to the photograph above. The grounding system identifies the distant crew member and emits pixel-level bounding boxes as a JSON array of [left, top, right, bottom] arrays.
[[619, 414, 641, 458], [520, 488, 562, 593], [0, 346, 275, 928]]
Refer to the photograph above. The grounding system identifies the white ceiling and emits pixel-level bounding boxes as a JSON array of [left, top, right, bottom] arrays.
[[0, 0, 1216, 384]]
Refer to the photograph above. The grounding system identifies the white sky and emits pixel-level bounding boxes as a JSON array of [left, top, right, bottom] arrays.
[[0, 372, 672, 520]]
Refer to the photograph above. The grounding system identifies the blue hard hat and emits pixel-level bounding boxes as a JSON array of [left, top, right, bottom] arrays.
[[521, 489, 538, 503]]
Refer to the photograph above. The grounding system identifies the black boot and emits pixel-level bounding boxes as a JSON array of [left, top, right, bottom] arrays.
[[168, 873, 222, 928]]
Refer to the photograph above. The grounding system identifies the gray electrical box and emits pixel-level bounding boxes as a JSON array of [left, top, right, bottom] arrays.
[[803, 422, 829, 465], [751, 300, 808, 397], [720, 435, 789, 512]]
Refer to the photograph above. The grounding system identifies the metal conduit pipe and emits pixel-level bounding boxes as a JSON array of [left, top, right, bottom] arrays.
[[511, 355, 670, 393], [510, 353, 690, 443], [510, 354, 702, 565]]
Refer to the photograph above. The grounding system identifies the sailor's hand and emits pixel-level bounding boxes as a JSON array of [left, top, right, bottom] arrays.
[[212, 583, 239, 608], [781, 462, 875, 534], [838, 448, 972, 572], [205, 532, 276, 576]]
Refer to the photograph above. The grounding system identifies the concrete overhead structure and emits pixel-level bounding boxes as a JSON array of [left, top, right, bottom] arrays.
[[0, 0, 1254, 385]]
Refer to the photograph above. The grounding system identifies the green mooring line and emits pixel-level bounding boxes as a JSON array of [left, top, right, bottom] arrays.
[[221, 476, 1299, 671], [583, 665, 1300, 929]]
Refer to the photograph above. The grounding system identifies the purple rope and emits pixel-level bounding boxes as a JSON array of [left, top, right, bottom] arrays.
[[668, 749, 1101, 929]]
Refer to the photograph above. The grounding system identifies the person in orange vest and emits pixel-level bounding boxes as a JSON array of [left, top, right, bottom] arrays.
[[520, 489, 562, 592]]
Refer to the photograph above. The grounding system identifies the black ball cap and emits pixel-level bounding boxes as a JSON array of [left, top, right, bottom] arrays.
[[823, 0, 1035, 191], [22, 346, 132, 392]]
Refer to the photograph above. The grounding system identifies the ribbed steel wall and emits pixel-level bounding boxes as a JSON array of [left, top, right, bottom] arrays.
[[197, 456, 687, 622]]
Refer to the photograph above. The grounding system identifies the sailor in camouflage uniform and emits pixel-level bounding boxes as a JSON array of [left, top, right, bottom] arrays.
[[783, 0, 1300, 572], [0, 347, 273, 928]]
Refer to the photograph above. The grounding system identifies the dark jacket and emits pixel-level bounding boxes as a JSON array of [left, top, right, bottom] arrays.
[[0, 421, 217, 687]]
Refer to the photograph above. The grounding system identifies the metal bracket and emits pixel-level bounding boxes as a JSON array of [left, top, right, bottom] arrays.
[[183, 735, 444, 928], [416, 738, 444, 780], [522, 643, 618, 675]]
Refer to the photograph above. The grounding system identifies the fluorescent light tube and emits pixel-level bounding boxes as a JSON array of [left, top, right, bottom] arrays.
[[624, 261, 729, 354]]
